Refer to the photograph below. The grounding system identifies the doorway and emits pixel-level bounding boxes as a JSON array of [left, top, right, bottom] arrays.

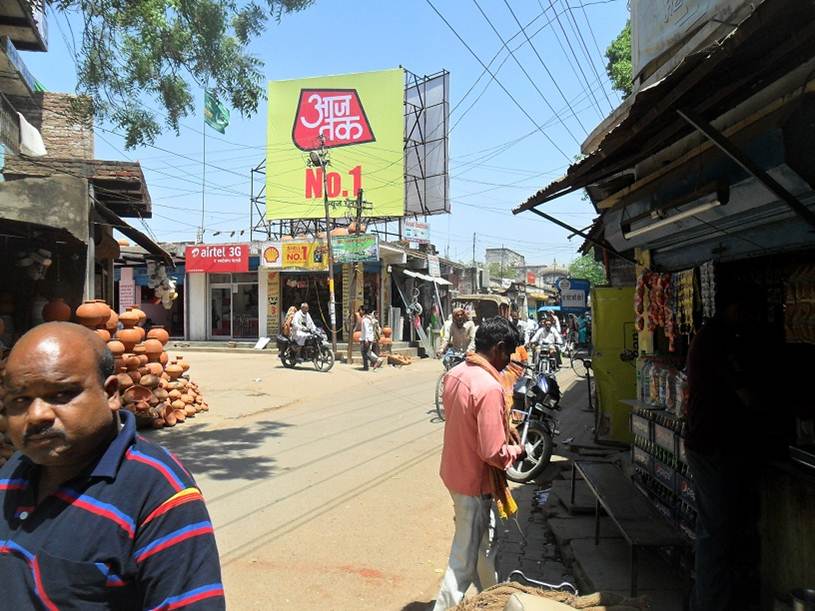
[[208, 273, 259, 339]]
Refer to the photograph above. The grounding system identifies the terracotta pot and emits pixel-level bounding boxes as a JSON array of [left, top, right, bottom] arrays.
[[138, 366, 149, 376], [42, 298, 71, 322], [121, 385, 151, 404], [75, 300, 107, 328], [133, 343, 146, 356], [122, 354, 139, 370], [353, 331, 361, 342], [176, 356, 190, 372], [159, 352, 169, 366], [168, 389, 182, 400], [92, 301, 112, 329], [153, 388, 169, 401], [119, 309, 140, 329], [107, 340, 125, 357], [347, 222, 367, 233], [116, 371, 134, 389], [116, 327, 141, 352], [127, 306, 147, 326], [143, 339, 163, 362], [105, 310, 119, 332], [140, 374, 160, 389], [137, 355, 149, 367], [129, 371, 142, 384], [165, 363, 183, 381], [146, 362, 163, 376], [95, 329, 111, 342], [382, 326, 393, 339], [113, 357, 124, 372], [181, 393, 194, 405], [146, 325, 170, 345]]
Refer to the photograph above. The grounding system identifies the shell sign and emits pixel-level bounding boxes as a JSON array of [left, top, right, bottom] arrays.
[[261, 243, 282, 268], [185, 243, 249, 273]]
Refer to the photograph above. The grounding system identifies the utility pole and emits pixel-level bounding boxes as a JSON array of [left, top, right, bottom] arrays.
[[472, 232, 476, 292], [347, 188, 365, 366], [309, 137, 338, 356]]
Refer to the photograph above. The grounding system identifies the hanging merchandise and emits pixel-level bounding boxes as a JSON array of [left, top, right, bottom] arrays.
[[673, 270, 695, 334], [634, 272, 647, 332], [700, 261, 716, 319], [16, 248, 52, 280], [146, 262, 178, 310], [784, 263, 815, 344]]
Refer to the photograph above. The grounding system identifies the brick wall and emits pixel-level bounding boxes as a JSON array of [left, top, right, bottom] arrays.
[[8, 92, 94, 159]]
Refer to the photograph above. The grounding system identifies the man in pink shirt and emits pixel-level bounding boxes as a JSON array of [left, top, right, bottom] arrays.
[[433, 317, 525, 610]]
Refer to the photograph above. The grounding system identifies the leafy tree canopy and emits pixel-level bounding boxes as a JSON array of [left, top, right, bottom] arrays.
[[568, 254, 606, 286], [53, 0, 313, 147], [487, 262, 517, 281], [605, 20, 632, 97]]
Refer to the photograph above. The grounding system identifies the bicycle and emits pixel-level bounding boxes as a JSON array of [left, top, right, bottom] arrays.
[[434, 349, 466, 421]]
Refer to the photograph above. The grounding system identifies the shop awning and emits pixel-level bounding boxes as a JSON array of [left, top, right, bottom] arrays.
[[402, 269, 452, 286], [93, 202, 173, 265]]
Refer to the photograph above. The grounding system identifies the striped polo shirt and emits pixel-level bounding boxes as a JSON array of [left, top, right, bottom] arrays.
[[0, 410, 225, 610]]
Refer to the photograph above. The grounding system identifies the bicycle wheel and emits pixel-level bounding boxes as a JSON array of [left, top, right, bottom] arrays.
[[571, 354, 588, 378], [434, 373, 446, 421]]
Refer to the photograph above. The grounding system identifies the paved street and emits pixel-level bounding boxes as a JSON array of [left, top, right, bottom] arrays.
[[144, 353, 453, 610]]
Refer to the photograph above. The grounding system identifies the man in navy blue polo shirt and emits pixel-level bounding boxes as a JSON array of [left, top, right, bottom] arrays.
[[0, 322, 224, 610]]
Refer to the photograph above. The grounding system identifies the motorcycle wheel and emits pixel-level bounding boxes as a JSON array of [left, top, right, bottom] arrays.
[[281, 349, 297, 369], [313, 346, 335, 372], [571, 354, 588, 378], [506, 423, 554, 483], [434, 372, 446, 421]]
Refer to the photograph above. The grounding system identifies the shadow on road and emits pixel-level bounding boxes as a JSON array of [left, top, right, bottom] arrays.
[[400, 602, 433, 611], [144, 419, 290, 481]]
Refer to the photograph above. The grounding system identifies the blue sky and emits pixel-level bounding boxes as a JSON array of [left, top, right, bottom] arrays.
[[23, 0, 628, 266]]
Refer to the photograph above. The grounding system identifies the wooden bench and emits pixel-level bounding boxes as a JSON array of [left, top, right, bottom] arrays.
[[570, 461, 688, 596]]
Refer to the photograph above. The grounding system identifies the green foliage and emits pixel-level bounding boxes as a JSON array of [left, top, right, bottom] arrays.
[[605, 20, 632, 97], [487, 262, 517, 281], [568, 254, 606, 286], [52, 0, 314, 147]]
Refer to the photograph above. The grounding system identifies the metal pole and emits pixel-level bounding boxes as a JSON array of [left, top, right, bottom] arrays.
[[347, 188, 364, 366], [200, 88, 206, 244], [322, 160, 338, 356]]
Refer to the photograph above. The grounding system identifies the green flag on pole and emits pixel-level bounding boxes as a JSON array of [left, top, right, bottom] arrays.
[[204, 90, 229, 134]]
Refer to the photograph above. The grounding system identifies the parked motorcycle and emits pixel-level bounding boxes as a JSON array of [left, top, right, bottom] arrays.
[[506, 359, 562, 483], [276, 328, 335, 372]]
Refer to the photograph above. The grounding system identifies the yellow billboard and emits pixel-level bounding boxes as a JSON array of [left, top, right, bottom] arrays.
[[266, 68, 405, 220], [281, 241, 328, 270]]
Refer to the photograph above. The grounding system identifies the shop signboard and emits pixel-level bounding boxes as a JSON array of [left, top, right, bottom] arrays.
[[526, 271, 537, 285], [260, 242, 282, 268], [560, 278, 591, 313], [427, 255, 441, 278], [118, 267, 137, 310], [281, 240, 328, 271], [266, 68, 405, 219], [403, 220, 430, 244], [266, 271, 281, 337], [184, 243, 249, 273], [333, 234, 379, 263]]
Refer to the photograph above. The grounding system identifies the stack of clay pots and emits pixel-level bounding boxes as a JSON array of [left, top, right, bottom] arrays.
[[69, 301, 209, 430]]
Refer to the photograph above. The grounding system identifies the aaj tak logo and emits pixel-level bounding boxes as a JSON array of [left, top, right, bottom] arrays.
[[292, 89, 375, 151]]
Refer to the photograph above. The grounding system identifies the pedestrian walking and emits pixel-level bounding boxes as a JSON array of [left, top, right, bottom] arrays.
[[360, 306, 382, 371], [0, 323, 224, 609], [432, 317, 525, 610]]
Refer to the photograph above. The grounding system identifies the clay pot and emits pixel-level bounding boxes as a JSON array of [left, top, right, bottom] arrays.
[[42, 298, 71, 322], [174, 410, 186, 423], [146, 325, 170, 345], [105, 310, 119, 332], [176, 356, 190, 373], [129, 371, 142, 384], [143, 339, 163, 362], [107, 340, 125, 358], [140, 374, 160, 389], [113, 357, 124, 372], [168, 389, 182, 400], [146, 362, 163, 376], [75, 300, 107, 328], [347, 222, 367, 233], [137, 355, 148, 367], [116, 327, 141, 352], [123, 354, 139, 370], [127, 306, 147, 326], [153, 388, 169, 401], [116, 371, 134, 390], [181, 393, 193, 405], [165, 363, 183, 381], [353, 331, 361, 343], [185, 405, 197, 417], [119, 309, 140, 329], [159, 352, 168, 366], [152, 418, 165, 429], [95, 329, 111, 342], [171, 399, 185, 411], [92, 301, 112, 329], [382, 326, 393, 339]]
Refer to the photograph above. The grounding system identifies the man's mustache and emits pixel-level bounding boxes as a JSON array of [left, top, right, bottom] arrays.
[[23, 424, 65, 444]]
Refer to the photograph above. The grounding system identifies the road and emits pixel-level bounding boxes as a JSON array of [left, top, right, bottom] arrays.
[[145, 353, 453, 610]]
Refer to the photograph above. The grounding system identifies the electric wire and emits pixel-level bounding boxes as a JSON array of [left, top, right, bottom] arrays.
[[561, 0, 614, 110]]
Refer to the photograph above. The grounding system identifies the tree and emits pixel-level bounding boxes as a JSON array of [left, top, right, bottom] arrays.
[[53, 0, 314, 147], [487, 262, 517, 281], [605, 20, 632, 97], [568, 254, 606, 286]]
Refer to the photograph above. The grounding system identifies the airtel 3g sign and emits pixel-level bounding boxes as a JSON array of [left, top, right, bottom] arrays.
[[185, 243, 249, 273]]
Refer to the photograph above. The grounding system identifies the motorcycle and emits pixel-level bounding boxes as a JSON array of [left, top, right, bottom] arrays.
[[506, 359, 562, 483], [434, 349, 467, 421], [276, 328, 335, 372]]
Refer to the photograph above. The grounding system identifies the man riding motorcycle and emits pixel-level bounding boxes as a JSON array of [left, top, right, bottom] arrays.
[[529, 318, 563, 369], [291, 302, 316, 362], [437, 308, 476, 357]]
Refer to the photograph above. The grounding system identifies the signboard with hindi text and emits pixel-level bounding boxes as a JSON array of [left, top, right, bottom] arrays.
[[281, 241, 328, 271], [403, 220, 430, 244], [185, 243, 249, 273], [333, 234, 379, 263], [266, 69, 405, 220]]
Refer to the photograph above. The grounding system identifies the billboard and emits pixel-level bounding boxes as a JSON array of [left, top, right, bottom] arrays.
[[266, 69, 405, 220], [333, 234, 379, 263], [559, 278, 591, 313], [185, 243, 249, 273], [403, 220, 430, 244]]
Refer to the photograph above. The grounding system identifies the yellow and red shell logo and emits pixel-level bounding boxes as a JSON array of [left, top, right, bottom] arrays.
[[263, 245, 281, 265]]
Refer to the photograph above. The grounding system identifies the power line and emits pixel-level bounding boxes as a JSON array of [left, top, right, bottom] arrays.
[[577, 0, 613, 80], [561, 0, 614, 110], [471, 0, 583, 146], [424, 0, 572, 162]]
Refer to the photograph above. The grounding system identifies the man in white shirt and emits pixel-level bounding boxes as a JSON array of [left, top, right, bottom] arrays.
[[291, 302, 316, 360], [438, 308, 476, 356], [530, 319, 562, 369], [359, 306, 382, 371]]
